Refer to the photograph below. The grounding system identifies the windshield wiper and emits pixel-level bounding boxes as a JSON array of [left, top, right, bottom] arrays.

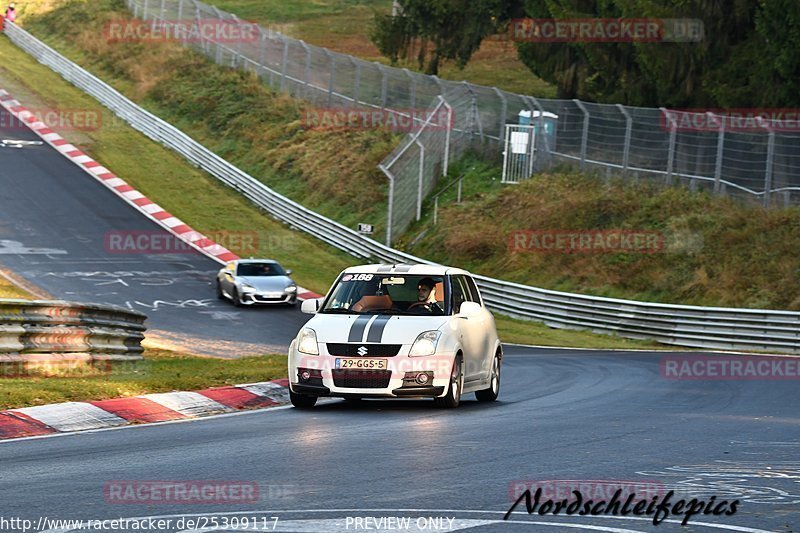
[[321, 308, 360, 314]]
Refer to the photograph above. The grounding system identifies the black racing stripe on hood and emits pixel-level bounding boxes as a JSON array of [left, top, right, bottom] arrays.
[[348, 314, 374, 342], [366, 315, 391, 343]]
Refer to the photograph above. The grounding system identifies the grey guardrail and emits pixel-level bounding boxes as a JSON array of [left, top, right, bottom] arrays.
[[6, 22, 800, 354], [0, 299, 146, 361]]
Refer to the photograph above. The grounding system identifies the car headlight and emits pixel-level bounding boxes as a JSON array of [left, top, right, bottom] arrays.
[[297, 327, 319, 355], [409, 330, 441, 357], [285, 285, 297, 293], [241, 283, 257, 293]]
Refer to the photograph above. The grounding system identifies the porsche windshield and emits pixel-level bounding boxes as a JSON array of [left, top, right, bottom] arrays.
[[322, 274, 447, 315]]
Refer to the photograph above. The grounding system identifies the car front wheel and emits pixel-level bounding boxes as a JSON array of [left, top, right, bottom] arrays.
[[434, 355, 462, 408]]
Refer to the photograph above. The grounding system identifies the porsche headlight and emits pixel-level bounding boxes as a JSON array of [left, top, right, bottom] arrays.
[[241, 283, 257, 293], [409, 330, 441, 357], [285, 285, 298, 293], [297, 327, 319, 355]]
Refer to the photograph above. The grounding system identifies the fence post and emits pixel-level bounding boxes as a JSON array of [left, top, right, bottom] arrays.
[[351, 57, 361, 105], [617, 104, 632, 176], [300, 40, 311, 97], [403, 68, 416, 110], [711, 112, 725, 195], [416, 139, 425, 221], [259, 30, 272, 86], [280, 37, 289, 91], [661, 107, 677, 185], [377, 63, 388, 111], [324, 49, 335, 107], [177, 0, 183, 22], [379, 164, 395, 245], [493, 87, 507, 143], [574, 99, 589, 169], [764, 128, 775, 207], [524, 96, 545, 173], [464, 82, 484, 143], [441, 96, 453, 177]]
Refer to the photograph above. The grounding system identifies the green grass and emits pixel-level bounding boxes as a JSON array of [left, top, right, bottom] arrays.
[[0, 0, 701, 353], [0, 349, 286, 410]]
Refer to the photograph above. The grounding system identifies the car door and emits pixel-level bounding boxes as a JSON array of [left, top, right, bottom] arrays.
[[451, 275, 486, 382], [220, 262, 236, 295], [463, 274, 494, 377]]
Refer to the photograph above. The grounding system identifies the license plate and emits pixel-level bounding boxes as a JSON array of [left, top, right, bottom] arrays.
[[266, 292, 284, 298], [335, 358, 388, 370]]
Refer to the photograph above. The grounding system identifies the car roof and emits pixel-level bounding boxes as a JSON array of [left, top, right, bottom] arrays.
[[341, 263, 471, 276], [233, 259, 278, 264]]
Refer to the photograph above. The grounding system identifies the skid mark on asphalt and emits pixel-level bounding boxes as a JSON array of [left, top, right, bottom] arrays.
[[638, 460, 800, 504]]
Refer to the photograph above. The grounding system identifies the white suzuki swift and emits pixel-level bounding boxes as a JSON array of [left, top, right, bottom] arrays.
[[288, 264, 502, 408]]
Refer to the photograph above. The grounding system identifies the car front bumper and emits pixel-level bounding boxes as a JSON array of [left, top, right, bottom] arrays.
[[288, 346, 454, 398]]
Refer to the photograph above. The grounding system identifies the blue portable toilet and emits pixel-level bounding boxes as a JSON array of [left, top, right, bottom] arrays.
[[518, 110, 558, 151]]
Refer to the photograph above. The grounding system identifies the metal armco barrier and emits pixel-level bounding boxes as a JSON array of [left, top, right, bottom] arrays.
[[0, 299, 146, 362], [5, 22, 800, 354]]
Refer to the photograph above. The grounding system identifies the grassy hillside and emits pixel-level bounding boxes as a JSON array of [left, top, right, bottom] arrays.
[[406, 159, 800, 310]]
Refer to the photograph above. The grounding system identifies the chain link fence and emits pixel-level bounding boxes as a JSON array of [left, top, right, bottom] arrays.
[[126, 0, 800, 245]]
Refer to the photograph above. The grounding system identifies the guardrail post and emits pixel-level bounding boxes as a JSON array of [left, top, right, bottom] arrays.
[[617, 104, 632, 176], [324, 50, 335, 107], [764, 128, 775, 207], [711, 112, 725, 195], [280, 37, 289, 91], [661, 107, 677, 185], [574, 99, 589, 169], [493, 87, 507, 142], [416, 139, 425, 221]]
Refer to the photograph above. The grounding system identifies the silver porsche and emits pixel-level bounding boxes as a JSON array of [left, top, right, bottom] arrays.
[[215, 259, 298, 306]]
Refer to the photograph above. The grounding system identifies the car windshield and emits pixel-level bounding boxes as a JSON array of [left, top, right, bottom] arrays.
[[237, 262, 286, 277], [321, 274, 447, 316]]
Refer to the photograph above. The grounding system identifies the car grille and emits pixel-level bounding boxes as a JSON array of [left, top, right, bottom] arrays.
[[332, 369, 393, 388], [326, 343, 402, 357]]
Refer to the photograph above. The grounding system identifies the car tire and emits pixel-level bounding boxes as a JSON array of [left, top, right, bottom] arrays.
[[289, 390, 317, 408], [434, 355, 462, 408], [475, 351, 501, 402], [215, 280, 225, 300], [232, 287, 244, 307]]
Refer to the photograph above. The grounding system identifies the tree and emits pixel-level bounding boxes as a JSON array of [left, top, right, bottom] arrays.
[[370, 0, 512, 75]]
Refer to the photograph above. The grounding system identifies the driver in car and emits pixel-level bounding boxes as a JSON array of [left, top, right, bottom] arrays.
[[408, 277, 441, 313]]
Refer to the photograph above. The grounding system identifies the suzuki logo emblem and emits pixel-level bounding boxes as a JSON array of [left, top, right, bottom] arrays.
[[357, 346, 368, 356]]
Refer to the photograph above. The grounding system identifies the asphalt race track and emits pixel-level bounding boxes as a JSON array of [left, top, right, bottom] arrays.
[[0, 108, 309, 356], [1, 346, 797, 532]]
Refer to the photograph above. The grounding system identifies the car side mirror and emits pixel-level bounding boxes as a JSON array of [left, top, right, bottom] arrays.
[[459, 301, 481, 317], [301, 298, 322, 314], [285, 269, 293, 276]]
